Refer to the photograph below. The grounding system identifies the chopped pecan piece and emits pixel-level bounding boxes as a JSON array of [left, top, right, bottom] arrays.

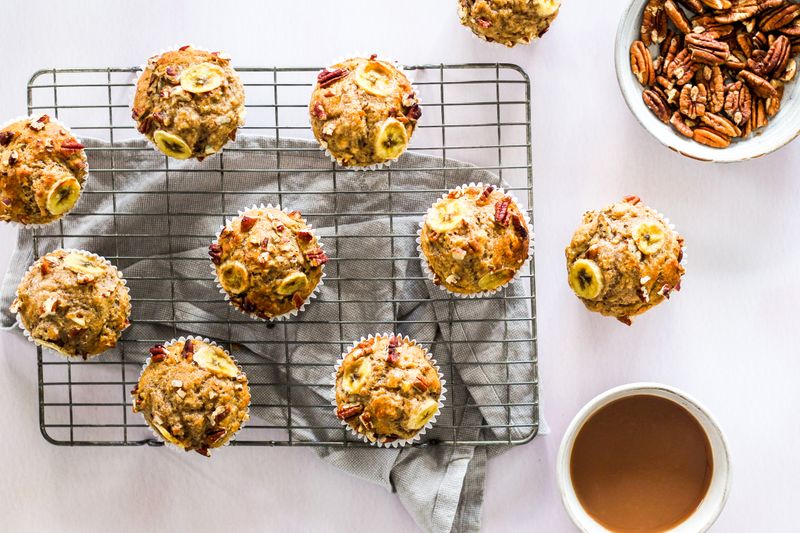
[[305, 248, 328, 266], [336, 404, 363, 420], [642, 0, 669, 45], [182, 339, 194, 360], [779, 58, 797, 81], [0, 131, 13, 146], [699, 0, 731, 9], [292, 293, 305, 309], [631, 40, 657, 86], [406, 104, 422, 120], [296, 230, 314, 242], [149, 344, 166, 363], [208, 243, 223, 265], [311, 102, 327, 120], [7, 151, 18, 166], [206, 428, 226, 444], [494, 196, 512, 226], [413, 376, 429, 393], [679, 84, 708, 118], [60, 140, 85, 151], [240, 215, 257, 232], [476, 185, 495, 206], [195, 446, 210, 457], [693, 126, 731, 147], [766, 82, 784, 117], [387, 335, 399, 365], [623, 195, 642, 205], [511, 214, 528, 240], [737, 69, 778, 98], [317, 68, 349, 88], [643, 87, 672, 122]]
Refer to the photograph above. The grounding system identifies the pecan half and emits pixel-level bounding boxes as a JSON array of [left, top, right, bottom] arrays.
[[737, 69, 778, 98], [667, 48, 699, 84], [317, 68, 349, 88], [0, 131, 13, 146], [643, 87, 672, 122], [336, 404, 363, 420], [760, 5, 800, 32], [686, 32, 731, 64], [715, 0, 759, 24], [149, 344, 166, 363], [240, 215, 257, 232], [679, 84, 708, 118], [708, 65, 725, 112], [671, 111, 696, 137], [699, 0, 731, 9], [779, 58, 797, 81], [665, 0, 693, 33], [60, 141, 85, 151], [766, 81, 784, 117], [413, 376, 429, 393], [494, 197, 512, 226], [693, 126, 731, 147], [642, 0, 669, 45], [701, 112, 741, 137], [631, 41, 657, 86]]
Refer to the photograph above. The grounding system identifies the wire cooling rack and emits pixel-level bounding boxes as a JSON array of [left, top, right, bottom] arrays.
[[27, 63, 537, 447]]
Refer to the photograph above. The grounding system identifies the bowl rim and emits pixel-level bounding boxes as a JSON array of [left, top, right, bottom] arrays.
[[556, 382, 732, 533], [614, 0, 800, 163]]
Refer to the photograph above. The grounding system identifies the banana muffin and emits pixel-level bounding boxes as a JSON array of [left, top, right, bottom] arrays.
[[132, 338, 250, 457], [209, 206, 327, 320], [0, 115, 87, 225], [335, 335, 442, 445], [132, 46, 245, 161], [419, 184, 531, 295], [458, 0, 561, 46], [565, 196, 685, 325], [11, 249, 130, 358], [309, 55, 421, 167]]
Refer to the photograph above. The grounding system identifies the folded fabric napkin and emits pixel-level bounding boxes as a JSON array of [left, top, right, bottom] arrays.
[[0, 136, 543, 533]]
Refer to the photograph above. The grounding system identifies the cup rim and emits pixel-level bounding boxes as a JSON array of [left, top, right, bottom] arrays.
[[556, 382, 732, 533], [614, 0, 800, 163]]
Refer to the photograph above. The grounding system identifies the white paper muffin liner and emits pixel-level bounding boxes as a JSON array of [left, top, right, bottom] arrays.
[[0, 114, 89, 228], [130, 44, 245, 161], [211, 203, 326, 322], [331, 334, 446, 448], [310, 53, 421, 171], [417, 182, 534, 299], [13, 248, 130, 359], [133, 335, 250, 456]]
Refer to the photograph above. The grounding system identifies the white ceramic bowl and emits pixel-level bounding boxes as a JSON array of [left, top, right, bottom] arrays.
[[557, 383, 731, 533], [615, 0, 800, 162]]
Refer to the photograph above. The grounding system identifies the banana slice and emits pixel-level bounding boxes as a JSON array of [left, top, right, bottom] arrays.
[[478, 269, 516, 291], [568, 259, 604, 300], [373, 118, 408, 161], [277, 271, 308, 296], [355, 60, 396, 97], [219, 261, 249, 294], [153, 130, 192, 160], [180, 62, 225, 94], [633, 222, 666, 255], [45, 177, 81, 215], [342, 357, 372, 394], [426, 199, 465, 233], [63, 253, 105, 276], [406, 398, 439, 430], [152, 421, 183, 446], [192, 344, 239, 378]]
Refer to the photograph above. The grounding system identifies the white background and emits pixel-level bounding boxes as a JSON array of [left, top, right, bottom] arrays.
[[1, 1, 798, 531]]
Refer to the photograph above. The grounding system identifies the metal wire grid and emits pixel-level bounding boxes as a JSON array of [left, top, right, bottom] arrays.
[[27, 63, 537, 447]]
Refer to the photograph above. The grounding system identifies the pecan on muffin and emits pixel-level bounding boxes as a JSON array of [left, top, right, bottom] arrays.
[[0, 114, 87, 225], [132, 338, 250, 457], [209, 206, 327, 320], [457, 0, 561, 46], [309, 55, 421, 167], [11, 249, 130, 358], [419, 184, 531, 295], [335, 335, 442, 445], [565, 196, 685, 325], [132, 46, 245, 160]]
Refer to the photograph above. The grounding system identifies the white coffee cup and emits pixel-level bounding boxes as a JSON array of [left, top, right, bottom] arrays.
[[557, 383, 731, 533]]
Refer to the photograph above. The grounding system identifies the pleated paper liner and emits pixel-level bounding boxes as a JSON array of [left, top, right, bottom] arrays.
[[133, 335, 250, 456], [210, 203, 326, 322], [417, 182, 534, 299], [13, 248, 130, 360], [331, 334, 446, 448]]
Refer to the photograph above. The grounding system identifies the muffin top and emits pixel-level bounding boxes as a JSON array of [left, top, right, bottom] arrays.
[[420, 184, 530, 294], [0, 115, 87, 225], [458, 0, 561, 46], [132, 46, 245, 161], [335, 335, 442, 443], [11, 249, 130, 358], [209, 207, 327, 320], [132, 338, 250, 457], [309, 56, 421, 167], [565, 196, 685, 324]]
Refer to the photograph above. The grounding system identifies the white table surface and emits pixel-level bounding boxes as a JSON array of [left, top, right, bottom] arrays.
[[2, 1, 798, 531]]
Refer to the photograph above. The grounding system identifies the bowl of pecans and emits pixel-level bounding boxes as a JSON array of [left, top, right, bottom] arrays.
[[615, 0, 800, 162]]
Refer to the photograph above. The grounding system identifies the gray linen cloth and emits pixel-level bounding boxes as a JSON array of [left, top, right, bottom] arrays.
[[0, 137, 543, 533]]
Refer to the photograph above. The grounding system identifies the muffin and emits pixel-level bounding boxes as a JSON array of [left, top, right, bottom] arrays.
[[132, 45, 245, 161], [209, 206, 327, 320], [0, 114, 87, 225], [132, 337, 250, 457], [565, 196, 685, 325], [458, 0, 561, 46], [309, 55, 421, 168], [335, 335, 443, 445], [419, 184, 531, 295], [10, 249, 130, 358]]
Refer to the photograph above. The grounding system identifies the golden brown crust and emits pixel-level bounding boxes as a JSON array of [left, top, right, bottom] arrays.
[[335, 335, 442, 443], [132, 339, 250, 456], [11, 250, 130, 358], [565, 198, 685, 322], [309, 56, 420, 167], [458, 0, 561, 46], [0, 115, 87, 225], [210, 207, 326, 319], [420, 184, 530, 294], [132, 46, 245, 160]]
